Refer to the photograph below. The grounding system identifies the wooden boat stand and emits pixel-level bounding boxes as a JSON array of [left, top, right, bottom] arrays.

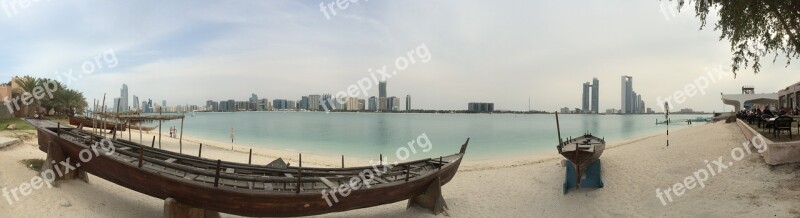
[[563, 159, 604, 194], [407, 176, 450, 216], [42, 140, 89, 186]]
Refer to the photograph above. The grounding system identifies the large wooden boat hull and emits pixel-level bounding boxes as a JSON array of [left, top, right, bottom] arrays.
[[30, 119, 465, 217], [557, 134, 605, 186], [69, 116, 126, 131]]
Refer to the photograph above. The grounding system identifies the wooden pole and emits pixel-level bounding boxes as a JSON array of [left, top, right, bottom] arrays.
[[57, 122, 60, 136], [248, 149, 252, 165], [151, 135, 155, 148], [213, 160, 221, 188], [555, 112, 563, 146], [101, 94, 106, 137], [341, 155, 344, 168], [405, 165, 410, 182], [138, 146, 144, 168], [92, 99, 97, 135], [179, 117, 184, 154], [139, 123, 143, 144], [198, 143, 203, 158], [158, 110, 162, 149], [438, 156, 443, 171], [379, 154, 382, 165], [296, 153, 302, 194], [112, 98, 121, 140], [127, 120, 131, 141]]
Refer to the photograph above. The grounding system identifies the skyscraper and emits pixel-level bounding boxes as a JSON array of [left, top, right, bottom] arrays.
[[591, 77, 599, 113], [388, 96, 400, 111], [621, 76, 633, 114], [120, 84, 128, 112], [379, 82, 387, 98], [581, 78, 600, 114], [582, 82, 591, 113], [307, 95, 321, 111], [300, 96, 309, 110], [132, 95, 139, 111], [405, 95, 411, 111], [368, 96, 377, 111]]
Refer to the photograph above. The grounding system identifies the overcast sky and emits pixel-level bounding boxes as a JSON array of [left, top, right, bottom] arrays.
[[1, 0, 798, 112]]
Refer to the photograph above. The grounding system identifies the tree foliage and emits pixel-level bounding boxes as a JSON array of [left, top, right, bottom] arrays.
[[674, 0, 800, 76], [12, 75, 88, 117]]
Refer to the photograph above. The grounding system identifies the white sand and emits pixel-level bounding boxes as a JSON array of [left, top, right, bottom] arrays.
[[0, 122, 798, 217]]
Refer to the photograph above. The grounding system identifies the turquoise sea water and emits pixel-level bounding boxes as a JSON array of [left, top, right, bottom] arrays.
[[154, 112, 709, 161], [153, 112, 710, 160]]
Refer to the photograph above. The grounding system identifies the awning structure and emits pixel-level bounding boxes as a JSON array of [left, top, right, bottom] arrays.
[[721, 93, 779, 112]]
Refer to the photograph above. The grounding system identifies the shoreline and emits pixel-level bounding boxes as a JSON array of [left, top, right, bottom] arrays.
[[1, 121, 797, 217]]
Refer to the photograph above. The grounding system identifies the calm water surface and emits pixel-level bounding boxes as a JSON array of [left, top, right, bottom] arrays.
[[155, 112, 709, 161]]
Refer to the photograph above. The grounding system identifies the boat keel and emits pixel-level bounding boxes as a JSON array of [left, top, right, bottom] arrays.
[[407, 176, 449, 216]]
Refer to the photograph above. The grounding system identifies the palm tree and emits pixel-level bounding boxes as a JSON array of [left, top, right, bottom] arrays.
[[12, 76, 42, 116]]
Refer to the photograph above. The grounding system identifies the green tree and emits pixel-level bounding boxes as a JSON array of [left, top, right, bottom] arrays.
[[672, 0, 800, 76], [12, 76, 44, 116]]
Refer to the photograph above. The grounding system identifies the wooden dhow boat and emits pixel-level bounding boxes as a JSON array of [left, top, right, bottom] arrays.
[[69, 115, 126, 131], [27, 118, 468, 217], [554, 112, 605, 187]]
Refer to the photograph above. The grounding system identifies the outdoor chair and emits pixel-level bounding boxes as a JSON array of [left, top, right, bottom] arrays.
[[773, 116, 793, 140], [759, 114, 774, 130]]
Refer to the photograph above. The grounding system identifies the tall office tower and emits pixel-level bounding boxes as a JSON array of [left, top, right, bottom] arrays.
[[132, 95, 139, 111], [378, 97, 388, 112], [582, 82, 591, 113], [321, 94, 333, 110], [389, 97, 400, 111], [163, 100, 167, 110], [112, 97, 120, 111], [368, 96, 377, 111], [120, 84, 128, 112], [591, 77, 599, 113], [300, 96, 309, 110], [379, 82, 387, 98], [405, 95, 411, 111], [307, 95, 321, 111], [621, 76, 633, 114]]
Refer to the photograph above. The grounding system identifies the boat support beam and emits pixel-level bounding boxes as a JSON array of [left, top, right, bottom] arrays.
[[42, 141, 89, 186], [406, 176, 449, 216]]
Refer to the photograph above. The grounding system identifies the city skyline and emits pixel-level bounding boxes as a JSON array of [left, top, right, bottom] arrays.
[[2, 1, 798, 112]]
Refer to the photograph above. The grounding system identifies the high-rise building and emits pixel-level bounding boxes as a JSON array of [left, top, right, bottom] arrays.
[[468, 102, 495, 113], [132, 95, 139, 111], [120, 84, 128, 112], [405, 95, 411, 111], [162, 100, 167, 110], [368, 96, 377, 111], [379, 82, 387, 98], [307, 95, 321, 111], [582, 82, 591, 113], [591, 77, 599, 113], [112, 97, 121, 111], [345, 97, 360, 111], [321, 94, 333, 111], [141, 101, 149, 112], [621, 76, 633, 114], [227, 99, 235, 112], [378, 97, 388, 112], [388, 96, 400, 111], [300, 96, 309, 110], [358, 99, 366, 111]]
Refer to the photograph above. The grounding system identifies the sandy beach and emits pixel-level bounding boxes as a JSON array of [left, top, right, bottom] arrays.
[[1, 121, 798, 217]]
